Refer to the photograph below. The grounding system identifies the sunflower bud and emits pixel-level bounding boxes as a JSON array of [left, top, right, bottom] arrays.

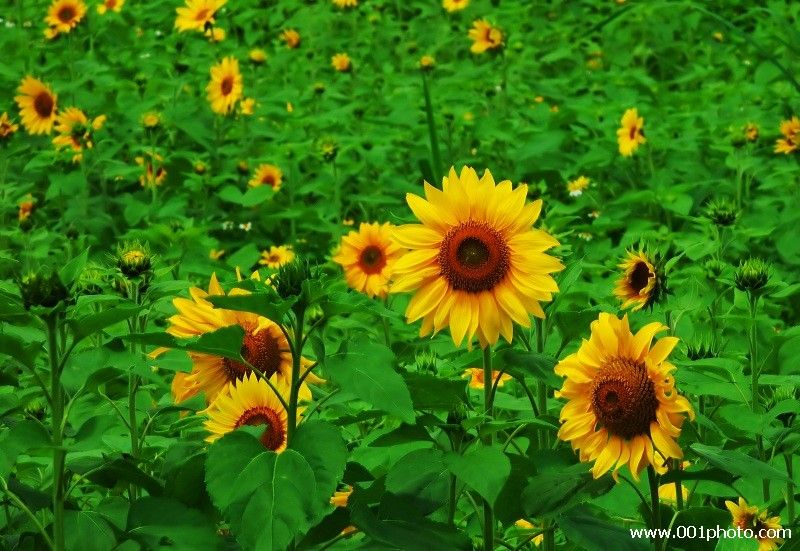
[[734, 258, 770, 294], [313, 82, 326, 95], [685, 340, 718, 361], [25, 397, 46, 420], [18, 269, 69, 310], [704, 259, 726, 280], [415, 350, 438, 374], [116, 241, 153, 279], [704, 198, 738, 227], [237, 160, 249, 175], [274, 259, 313, 304], [319, 140, 338, 162]]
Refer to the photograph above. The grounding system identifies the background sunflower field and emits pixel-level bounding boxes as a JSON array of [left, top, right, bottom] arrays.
[[1, 1, 799, 550]]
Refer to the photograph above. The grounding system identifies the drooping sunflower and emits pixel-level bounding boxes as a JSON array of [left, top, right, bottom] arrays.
[[0, 113, 19, 139], [15, 77, 58, 135], [775, 116, 799, 154], [203, 373, 298, 451], [725, 498, 783, 551], [97, 0, 124, 14], [281, 29, 301, 48], [614, 249, 664, 311], [391, 166, 563, 348], [332, 53, 352, 72], [617, 108, 646, 156], [248, 164, 283, 191], [206, 57, 243, 115], [462, 368, 512, 389], [44, 0, 87, 38], [443, 0, 469, 12], [555, 313, 694, 480], [567, 176, 590, 197], [259, 245, 295, 269], [52, 107, 106, 162], [468, 20, 503, 54], [332, 222, 403, 299], [175, 0, 225, 32]]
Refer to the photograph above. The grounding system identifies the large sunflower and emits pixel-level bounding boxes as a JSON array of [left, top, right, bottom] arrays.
[[206, 57, 243, 115], [555, 313, 694, 480], [391, 166, 562, 348], [614, 249, 662, 311], [15, 77, 58, 135], [175, 0, 225, 32], [332, 222, 402, 299], [160, 274, 319, 403], [617, 108, 646, 156], [203, 373, 298, 451], [44, 0, 86, 38], [725, 498, 783, 551]]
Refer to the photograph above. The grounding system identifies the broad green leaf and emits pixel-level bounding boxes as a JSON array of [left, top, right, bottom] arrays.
[[558, 504, 650, 551], [64, 510, 117, 551], [208, 293, 295, 325], [691, 444, 789, 482], [521, 463, 613, 519], [445, 446, 510, 507], [59, 248, 90, 286], [290, 420, 348, 521], [126, 325, 245, 361], [386, 448, 449, 514], [68, 304, 142, 344], [0, 333, 40, 369], [669, 507, 732, 551], [126, 497, 219, 550]]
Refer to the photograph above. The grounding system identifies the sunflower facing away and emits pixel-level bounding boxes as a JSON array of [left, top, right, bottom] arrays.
[[617, 108, 646, 156], [725, 498, 783, 551], [206, 57, 243, 115], [248, 164, 283, 191], [468, 20, 503, 54], [614, 249, 663, 311], [391, 166, 563, 348], [52, 107, 106, 162], [775, 116, 799, 154], [15, 77, 58, 135], [462, 368, 512, 389], [44, 0, 87, 39], [443, 0, 469, 12], [97, 0, 124, 14], [555, 313, 694, 480], [175, 0, 225, 32], [332, 222, 402, 299], [203, 373, 298, 451], [259, 245, 295, 270]]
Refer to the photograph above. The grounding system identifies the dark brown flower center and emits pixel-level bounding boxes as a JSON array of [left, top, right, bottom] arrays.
[[262, 174, 275, 186], [439, 220, 509, 293], [58, 6, 76, 22], [591, 357, 658, 440], [195, 8, 210, 21], [629, 125, 638, 140], [34, 92, 54, 118], [629, 261, 652, 294], [235, 406, 285, 450], [223, 328, 283, 382], [359, 245, 386, 275], [221, 76, 234, 96]]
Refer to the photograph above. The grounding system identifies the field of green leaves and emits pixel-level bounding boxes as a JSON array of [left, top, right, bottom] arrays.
[[1, 0, 799, 550]]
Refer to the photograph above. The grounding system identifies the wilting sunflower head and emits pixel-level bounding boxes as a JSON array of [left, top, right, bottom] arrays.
[[332, 222, 402, 299], [743, 122, 759, 142], [555, 313, 694, 480], [462, 368, 512, 389], [116, 241, 153, 279], [18, 268, 69, 310], [281, 29, 300, 49], [15, 77, 58, 135], [704, 198, 738, 227], [734, 258, 770, 294], [613, 249, 666, 311], [391, 166, 563, 348], [725, 498, 784, 551], [330, 486, 353, 508], [617, 108, 646, 157]]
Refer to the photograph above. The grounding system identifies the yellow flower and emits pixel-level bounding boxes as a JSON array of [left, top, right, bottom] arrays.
[[555, 313, 694, 480], [259, 245, 295, 269], [658, 483, 689, 504], [203, 373, 297, 452], [0, 112, 19, 139], [332, 53, 352, 72], [52, 107, 105, 163], [332, 0, 358, 7], [468, 19, 503, 54], [330, 486, 352, 508], [462, 368, 512, 389], [617, 108, 646, 156], [239, 98, 255, 116], [209, 249, 225, 260], [205, 26, 225, 42], [744, 122, 759, 142], [18, 195, 35, 223], [97, 0, 123, 14], [175, 0, 225, 32], [286, 102, 294, 113], [44, 0, 86, 38], [248, 164, 282, 191], [614, 249, 661, 311], [249, 48, 267, 64], [534, 96, 545, 103], [281, 29, 300, 48], [333, 222, 403, 299], [142, 111, 161, 128], [135, 150, 167, 188], [419, 55, 435, 70], [725, 498, 784, 551], [391, 166, 563, 348], [775, 116, 799, 154], [567, 176, 590, 197], [15, 77, 58, 135], [206, 57, 243, 115], [514, 520, 543, 546], [443, 0, 468, 11]]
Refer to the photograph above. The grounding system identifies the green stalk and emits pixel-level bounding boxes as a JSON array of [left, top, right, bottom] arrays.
[[421, 71, 443, 183], [534, 319, 548, 449], [482, 346, 494, 551], [127, 284, 140, 502], [785, 453, 795, 526], [748, 293, 769, 501], [286, 306, 306, 445], [673, 459, 683, 511], [647, 466, 662, 551], [45, 316, 65, 551]]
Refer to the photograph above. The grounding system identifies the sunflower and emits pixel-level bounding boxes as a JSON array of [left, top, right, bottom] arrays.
[[391, 166, 562, 348], [97, 0, 124, 14], [205, 27, 225, 42], [135, 150, 167, 188], [249, 48, 267, 64], [555, 313, 694, 480], [614, 249, 664, 311], [15, 77, 58, 135], [419, 55, 436, 70], [142, 111, 161, 128], [18, 195, 35, 223], [725, 498, 783, 551], [203, 373, 298, 452], [617, 108, 646, 156], [259, 245, 295, 269], [175, 0, 225, 32], [443, 0, 469, 12], [462, 368, 512, 389], [0, 113, 19, 139], [206, 57, 243, 115], [248, 164, 282, 191], [332, 222, 402, 299], [658, 482, 689, 504], [281, 29, 301, 48], [44, 0, 86, 38], [239, 98, 255, 116], [744, 122, 759, 142], [52, 107, 106, 162], [775, 116, 799, 154], [332, 0, 358, 7], [332, 53, 352, 72], [567, 176, 590, 197], [330, 486, 352, 508], [468, 20, 503, 54], [514, 520, 544, 547]]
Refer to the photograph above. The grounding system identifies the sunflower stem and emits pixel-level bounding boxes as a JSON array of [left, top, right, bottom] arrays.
[[785, 453, 796, 526], [287, 306, 306, 446], [534, 318, 548, 449], [748, 293, 769, 502], [421, 71, 443, 183], [672, 459, 683, 511], [647, 466, 663, 551], [127, 284, 140, 502], [482, 346, 495, 551], [46, 315, 66, 551]]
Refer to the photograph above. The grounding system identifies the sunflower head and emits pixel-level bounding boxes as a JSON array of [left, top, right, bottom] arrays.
[[15, 77, 58, 135], [704, 198, 738, 227], [419, 55, 435, 71], [725, 498, 784, 551], [462, 368, 512, 389], [0, 112, 19, 139], [319, 139, 339, 162], [330, 486, 353, 508], [45, 0, 87, 37], [281, 29, 300, 49], [259, 245, 295, 270], [332, 53, 352, 72], [18, 268, 69, 310], [206, 56, 243, 115], [468, 19, 504, 54], [734, 258, 770, 295], [775, 116, 799, 154], [617, 108, 646, 157], [443, 0, 468, 12], [116, 241, 154, 279], [332, 222, 402, 299], [249, 164, 282, 191], [175, 0, 225, 32], [613, 248, 668, 311]]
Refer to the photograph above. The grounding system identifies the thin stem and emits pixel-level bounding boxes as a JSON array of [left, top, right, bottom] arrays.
[[785, 453, 795, 526], [672, 459, 683, 511], [1, 477, 54, 550], [45, 316, 65, 551], [647, 466, 662, 551], [748, 293, 769, 501], [127, 285, 140, 502], [287, 307, 306, 446], [534, 318, 548, 449], [482, 346, 494, 551]]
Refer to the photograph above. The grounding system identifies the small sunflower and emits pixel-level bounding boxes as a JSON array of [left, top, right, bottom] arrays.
[[15, 77, 58, 135], [0, 113, 19, 139], [614, 249, 665, 311], [175, 0, 225, 32], [52, 107, 106, 162], [468, 19, 503, 54], [97, 0, 123, 14], [281, 29, 300, 48], [135, 150, 167, 188], [239, 98, 255, 116], [555, 313, 694, 480], [44, 0, 87, 38], [248, 164, 282, 191], [617, 108, 646, 156], [142, 111, 161, 128], [259, 245, 295, 270], [775, 116, 799, 154], [332, 222, 402, 299], [567, 176, 590, 197], [18, 195, 35, 223], [332, 53, 352, 72], [330, 486, 353, 508], [205, 27, 225, 42], [419, 55, 436, 70], [443, 0, 469, 12], [203, 373, 297, 452], [391, 166, 563, 348], [725, 498, 783, 551], [462, 368, 512, 389], [744, 122, 759, 142], [249, 48, 267, 64], [206, 57, 243, 115], [332, 0, 358, 7]]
